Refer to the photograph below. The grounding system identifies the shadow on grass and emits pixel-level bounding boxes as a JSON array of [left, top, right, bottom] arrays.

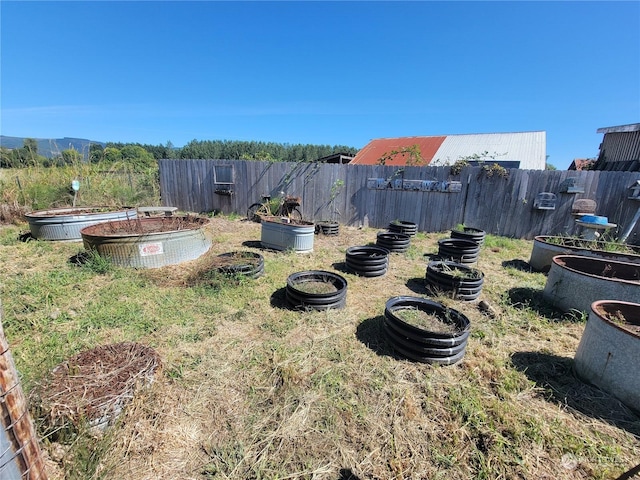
[[338, 468, 362, 480], [270, 286, 289, 310], [511, 351, 640, 437], [241, 240, 265, 249], [331, 261, 350, 275], [502, 259, 534, 272], [505, 287, 581, 321], [406, 277, 428, 295], [355, 315, 402, 360]]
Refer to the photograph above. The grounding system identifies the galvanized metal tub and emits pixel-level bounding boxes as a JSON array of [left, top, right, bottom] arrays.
[[543, 255, 640, 313], [529, 235, 640, 273], [574, 300, 640, 413], [26, 206, 137, 241], [260, 216, 314, 253], [80, 216, 211, 268]]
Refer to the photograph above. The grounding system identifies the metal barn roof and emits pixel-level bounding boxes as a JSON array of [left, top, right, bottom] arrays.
[[351, 131, 547, 170]]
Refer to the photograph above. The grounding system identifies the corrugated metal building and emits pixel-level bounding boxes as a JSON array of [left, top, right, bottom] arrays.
[[350, 131, 547, 170], [593, 123, 640, 171]]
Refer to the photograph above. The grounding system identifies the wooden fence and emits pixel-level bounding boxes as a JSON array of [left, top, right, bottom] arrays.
[[158, 159, 640, 242]]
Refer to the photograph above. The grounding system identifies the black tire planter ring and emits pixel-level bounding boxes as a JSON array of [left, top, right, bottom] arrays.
[[376, 232, 411, 253], [388, 220, 418, 237], [426, 261, 484, 301], [216, 251, 265, 279], [383, 296, 471, 365], [382, 320, 468, 356], [451, 227, 486, 246], [345, 246, 389, 277], [285, 270, 347, 310], [437, 238, 480, 265], [315, 221, 340, 236]]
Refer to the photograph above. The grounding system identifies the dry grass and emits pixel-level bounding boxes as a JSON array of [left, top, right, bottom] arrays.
[[1, 215, 639, 479]]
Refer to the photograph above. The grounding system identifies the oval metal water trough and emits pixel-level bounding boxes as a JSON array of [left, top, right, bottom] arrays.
[[574, 300, 640, 414], [81, 216, 211, 268], [26, 206, 137, 241], [529, 235, 640, 273], [543, 255, 640, 313]]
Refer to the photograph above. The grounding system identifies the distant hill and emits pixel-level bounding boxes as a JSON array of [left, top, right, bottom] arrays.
[[0, 136, 105, 158]]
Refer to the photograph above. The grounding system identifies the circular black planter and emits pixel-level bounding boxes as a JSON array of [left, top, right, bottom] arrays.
[[315, 221, 340, 236], [345, 245, 389, 277], [437, 238, 480, 264], [388, 220, 418, 237], [451, 227, 485, 246], [376, 232, 411, 253], [216, 251, 264, 279], [383, 296, 471, 365], [285, 270, 347, 310], [426, 260, 484, 301]]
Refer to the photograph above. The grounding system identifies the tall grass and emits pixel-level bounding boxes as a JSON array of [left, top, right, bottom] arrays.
[[0, 217, 638, 479], [0, 162, 160, 211]]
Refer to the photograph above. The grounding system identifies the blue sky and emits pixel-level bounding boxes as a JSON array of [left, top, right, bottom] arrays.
[[1, 1, 638, 169]]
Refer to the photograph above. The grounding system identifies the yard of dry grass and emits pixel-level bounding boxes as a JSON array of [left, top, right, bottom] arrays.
[[1, 215, 639, 479]]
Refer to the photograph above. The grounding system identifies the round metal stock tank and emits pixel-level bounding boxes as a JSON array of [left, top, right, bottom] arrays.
[[543, 255, 640, 313], [81, 216, 211, 268], [26, 206, 137, 241], [529, 235, 640, 273], [574, 300, 640, 413]]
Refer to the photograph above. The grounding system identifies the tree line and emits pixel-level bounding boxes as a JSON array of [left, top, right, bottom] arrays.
[[1, 138, 359, 169]]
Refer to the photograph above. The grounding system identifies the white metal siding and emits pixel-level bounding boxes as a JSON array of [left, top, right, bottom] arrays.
[[429, 131, 547, 170]]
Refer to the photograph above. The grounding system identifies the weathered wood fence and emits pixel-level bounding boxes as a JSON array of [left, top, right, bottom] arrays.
[[158, 159, 640, 242]]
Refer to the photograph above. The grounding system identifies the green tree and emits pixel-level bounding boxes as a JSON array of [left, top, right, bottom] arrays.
[[89, 144, 105, 163], [104, 147, 123, 163]]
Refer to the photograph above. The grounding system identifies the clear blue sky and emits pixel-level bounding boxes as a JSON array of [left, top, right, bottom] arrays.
[[1, 1, 638, 169]]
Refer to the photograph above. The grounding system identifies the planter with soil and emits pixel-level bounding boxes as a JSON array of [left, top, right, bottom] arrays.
[[574, 300, 640, 413], [285, 270, 347, 310], [260, 216, 315, 252], [376, 231, 411, 253], [451, 227, 485, 246], [29, 342, 161, 433], [529, 235, 640, 273], [543, 255, 640, 313], [437, 238, 480, 265], [388, 220, 418, 237], [426, 260, 484, 301], [80, 215, 211, 268], [215, 251, 264, 279], [383, 296, 470, 365], [26, 206, 137, 241], [315, 221, 340, 236], [345, 245, 389, 277]]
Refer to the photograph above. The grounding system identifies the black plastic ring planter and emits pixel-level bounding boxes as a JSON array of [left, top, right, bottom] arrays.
[[450, 227, 486, 246], [437, 238, 480, 265], [216, 251, 265, 279], [345, 246, 389, 277], [315, 221, 340, 236], [286, 270, 347, 310], [426, 261, 484, 301], [383, 296, 471, 365], [388, 220, 418, 237], [382, 320, 468, 356], [376, 232, 411, 253]]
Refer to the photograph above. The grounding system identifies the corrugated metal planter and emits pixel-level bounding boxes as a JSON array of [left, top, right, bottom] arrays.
[[26, 206, 137, 241], [543, 255, 640, 313], [529, 235, 640, 273], [260, 216, 314, 253], [80, 216, 211, 268], [574, 300, 640, 413]]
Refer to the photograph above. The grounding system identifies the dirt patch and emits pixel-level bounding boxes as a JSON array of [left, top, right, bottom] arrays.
[[83, 215, 208, 236]]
